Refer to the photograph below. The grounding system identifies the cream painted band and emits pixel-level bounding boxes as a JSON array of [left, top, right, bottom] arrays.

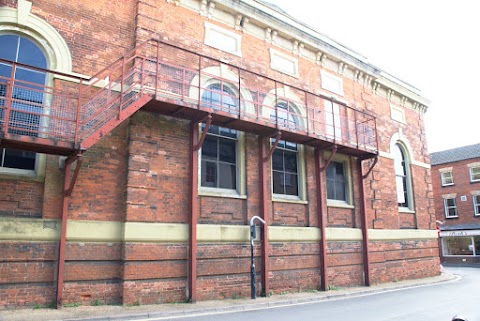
[[369, 229, 438, 241], [0, 218, 438, 243]]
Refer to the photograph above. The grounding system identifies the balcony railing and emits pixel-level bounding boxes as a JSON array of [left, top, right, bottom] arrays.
[[0, 39, 378, 156]]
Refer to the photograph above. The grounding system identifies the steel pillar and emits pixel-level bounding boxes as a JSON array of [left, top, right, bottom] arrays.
[[357, 158, 371, 286], [188, 121, 199, 302], [56, 153, 82, 308], [315, 149, 328, 291], [258, 137, 270, 296]]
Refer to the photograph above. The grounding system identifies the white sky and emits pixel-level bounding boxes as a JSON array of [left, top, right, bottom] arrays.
[[273, 0, 480, 153]]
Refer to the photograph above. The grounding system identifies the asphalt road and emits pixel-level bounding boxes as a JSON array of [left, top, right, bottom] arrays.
[[156, 266, 480, 321]]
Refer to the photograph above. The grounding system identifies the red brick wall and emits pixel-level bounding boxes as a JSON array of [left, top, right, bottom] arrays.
[[0, 242, 57, 308], [370, 240, 440, 283], [0, 180, 44, 217], [0, 0, 440, 309], [432, 157, 480, 226]]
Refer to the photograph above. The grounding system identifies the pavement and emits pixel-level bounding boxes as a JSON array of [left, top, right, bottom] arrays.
[[0, 271, 458, 321]]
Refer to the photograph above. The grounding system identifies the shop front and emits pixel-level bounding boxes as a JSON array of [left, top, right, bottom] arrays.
[[439, 229, 480, 264]]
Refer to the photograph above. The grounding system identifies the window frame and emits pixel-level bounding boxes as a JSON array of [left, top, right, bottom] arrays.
[[325, 153, 354, 208], [440, 170, 454, 186], [324, 99, 342, 141], [444, 197, 458, 218], [268, 100, 306, 203], [197, 126, 246, 199], [272, 140, 299, 197], [0, 33, 49, 180], [473, 194, 480, 216], [470, 166, 480, 183], [393, 143, 413, 211]]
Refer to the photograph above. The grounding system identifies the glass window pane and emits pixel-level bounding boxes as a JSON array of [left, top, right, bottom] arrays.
[[393, 145, 405, 175], [285, 141, 297, 150], [0, 64, 13, 79], [202, 136, 217, 159], [201, 160, 217, 187], [272, 171, 284, 194], [219, 127, 236, 138], [3, 148, 35, 170], [218, 163, 236, 189], [206, 124, 220, 135], [335, 182, 346, 201], [0, 35, 19, 61], [219, 138, 235, 163], [15, 68, 46, 87], [471, 167, 480, 181], [17, 37, 47, 68], [274, 140, 286, 149], [272, 150, 283, 171], [334, 162, 345, 180], [444, 237, 473, 256], [326, 163, 335, 180], [396, 176, 406, 203], [284, 173, 298, 196], [327, 180, 335, 199], [284, 151, 297, 173]]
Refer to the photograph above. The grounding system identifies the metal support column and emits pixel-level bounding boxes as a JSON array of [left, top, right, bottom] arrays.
[[188, 121, 199, 303], [357, 157, 371, 286], [56, 153, 82, 308], [258, 137, 270, 296], [188, 115, 212, 302], [315, 149, 328, 291]]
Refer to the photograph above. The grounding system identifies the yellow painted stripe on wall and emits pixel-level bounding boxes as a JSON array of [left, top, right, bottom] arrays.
[[269, 226, 320, 242], [0, 218, 60, 241], [369, 229, 438, 241], [124, 222, 188, 243], [0, 219, 438, 243]]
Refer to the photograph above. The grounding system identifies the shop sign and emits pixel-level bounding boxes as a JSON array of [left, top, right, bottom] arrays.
[[439, 230, 480, 237]]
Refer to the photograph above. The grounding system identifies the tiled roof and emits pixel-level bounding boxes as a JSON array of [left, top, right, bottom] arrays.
[[430, 143, 480, 165]]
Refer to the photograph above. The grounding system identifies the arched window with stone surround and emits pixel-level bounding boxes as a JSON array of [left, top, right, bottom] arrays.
[[201, 82, 239, 114], [271, 101, 302, 197], [0, 34, 47, 171], [0, 3, 72, 176], [393, 143, 411, 208]]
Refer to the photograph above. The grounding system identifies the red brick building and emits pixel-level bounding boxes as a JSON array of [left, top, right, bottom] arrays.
[[431, 143, 480, 264], [0, 0, 439, 309]]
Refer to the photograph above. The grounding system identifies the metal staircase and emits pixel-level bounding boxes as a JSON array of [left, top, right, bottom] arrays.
[[0, 39, 379, 158]]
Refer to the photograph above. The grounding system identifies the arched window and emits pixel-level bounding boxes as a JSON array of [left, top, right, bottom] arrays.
[[200, 82, 242, 193], [393, 143, 410, 208], [0, 34, 47, 171], [273, 101, 298, 130], [201, 83, 238, 114], [271, 102, 300, 197]]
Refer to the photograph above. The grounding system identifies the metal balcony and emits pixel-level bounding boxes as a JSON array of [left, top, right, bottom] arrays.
[[0, 39, 378, 158]]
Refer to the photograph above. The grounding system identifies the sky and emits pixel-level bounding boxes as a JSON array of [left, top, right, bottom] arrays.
[[273, 0, 480, 153]]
